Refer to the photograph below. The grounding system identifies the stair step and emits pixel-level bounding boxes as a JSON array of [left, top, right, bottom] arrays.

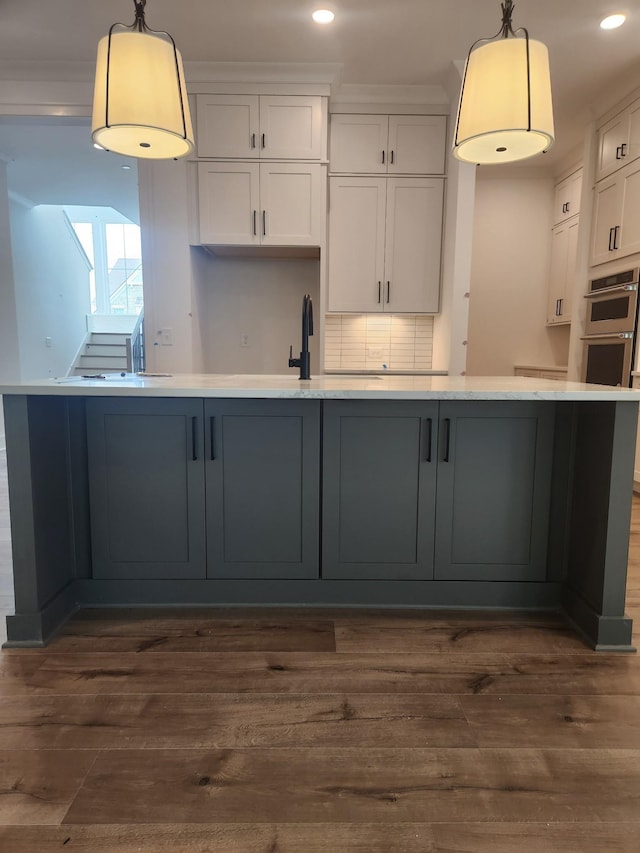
[[85, 344, 128, 357], [89, 333, 129, 346], [78, 355, 129, 369]]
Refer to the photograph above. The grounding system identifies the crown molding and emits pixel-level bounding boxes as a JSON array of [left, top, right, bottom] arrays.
[[330, 83, 449, 108], [184, 61, 342, 86]]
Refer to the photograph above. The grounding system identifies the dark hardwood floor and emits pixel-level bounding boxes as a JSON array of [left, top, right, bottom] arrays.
[[0, 447, 640, 851]]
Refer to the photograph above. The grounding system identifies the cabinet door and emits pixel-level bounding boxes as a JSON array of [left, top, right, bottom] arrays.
[[196, 95, 259, 158], [86, 399, 206, 580], [619, 159, 640, 258], [328, 177, 386, 312], [198, 162, 260, 245], [322, 401, 438, 580], [591, 174, 623, 266], [388, 115, 447, 175], [434, 402, 554, 582], [597, 110, 630, 181], [597, 101, 640, 181], [260, 163, 323, 246], [547, 216, 579, 325], [552, 169, 582, 224], [205, 400, 320, 579], [329, 114, 389, 174], [384, 178, 443, 312], [259, 96, 323, 160]]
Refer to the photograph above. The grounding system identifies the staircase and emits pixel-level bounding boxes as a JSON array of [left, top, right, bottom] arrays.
[[72, 332, 129, 376], [69, 313, 145, 377]]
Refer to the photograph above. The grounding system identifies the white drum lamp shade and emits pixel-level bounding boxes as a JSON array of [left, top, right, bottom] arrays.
[[92, 15, 194, 159], [453, 4, 554, 164]]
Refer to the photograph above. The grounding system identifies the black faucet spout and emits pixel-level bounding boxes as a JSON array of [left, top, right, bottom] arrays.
[[288, 293, 314, 380]]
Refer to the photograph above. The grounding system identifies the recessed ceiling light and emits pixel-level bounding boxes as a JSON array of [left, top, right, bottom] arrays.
[[122, 164, 132, 170], [312, 9, 335, 24], [600, 13, 626, 29]]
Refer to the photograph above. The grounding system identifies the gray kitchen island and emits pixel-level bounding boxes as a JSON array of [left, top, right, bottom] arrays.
[[1, 373, 639, 650]]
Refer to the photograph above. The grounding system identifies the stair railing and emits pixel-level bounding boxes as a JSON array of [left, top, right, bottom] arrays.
[[126, 312, 146, 374]]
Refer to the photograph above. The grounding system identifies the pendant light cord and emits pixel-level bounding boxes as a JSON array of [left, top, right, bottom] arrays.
[[133, 0, 148, 33]]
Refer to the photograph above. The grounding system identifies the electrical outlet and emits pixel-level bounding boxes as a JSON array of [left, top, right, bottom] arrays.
[[240, 333, 250, 347], [158, 328, 173, 346], [367, 347, 383, 358], [45, 336, 52, 348]]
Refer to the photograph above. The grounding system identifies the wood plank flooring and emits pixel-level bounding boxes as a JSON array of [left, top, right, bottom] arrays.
[[1, 448, 640, 851]]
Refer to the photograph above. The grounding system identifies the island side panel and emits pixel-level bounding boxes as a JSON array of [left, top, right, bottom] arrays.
[[563, 400, 638, 650], [3, 395, 84, 645]]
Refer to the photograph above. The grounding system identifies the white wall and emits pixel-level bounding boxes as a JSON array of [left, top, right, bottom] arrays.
[[0, 164, 20, 387], [466, 172, 570, 376], [9, 202, 91, 379], [193, 251, 320, 374]]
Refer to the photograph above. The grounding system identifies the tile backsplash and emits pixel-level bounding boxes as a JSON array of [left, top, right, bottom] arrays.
[[324, 314, 434, 371]]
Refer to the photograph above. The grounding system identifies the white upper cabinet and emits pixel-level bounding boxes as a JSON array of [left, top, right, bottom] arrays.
[[596, 99, 640, 182], [552, 168, 582, 225], [328, 176, 443, 313], [329, 114, 446, 175], [198, 162, 323, 247], [196, 94, 323, 160], [591, 158, 640, 265]]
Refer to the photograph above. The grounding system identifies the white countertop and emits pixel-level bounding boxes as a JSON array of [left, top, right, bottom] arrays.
[[2, 373, 640, 401]]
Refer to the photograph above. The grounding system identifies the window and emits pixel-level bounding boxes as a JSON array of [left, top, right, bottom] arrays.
[[70, 212, 143, 316]]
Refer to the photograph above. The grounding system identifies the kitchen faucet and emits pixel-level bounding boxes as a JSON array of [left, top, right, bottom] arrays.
[[288, 293, 313, 380]]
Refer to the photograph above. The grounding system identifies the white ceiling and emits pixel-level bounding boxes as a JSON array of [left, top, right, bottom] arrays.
[[0, 0, 639, 173]]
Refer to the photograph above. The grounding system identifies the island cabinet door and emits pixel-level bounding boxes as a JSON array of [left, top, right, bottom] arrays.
[[434, 402, 555, 582], [86, 399, 206, 580], [322, 401, 438, 580], [205, 400, 320, 579]]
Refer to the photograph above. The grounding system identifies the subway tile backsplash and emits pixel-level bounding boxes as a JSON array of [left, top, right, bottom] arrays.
[[324, 314, 434, 371]]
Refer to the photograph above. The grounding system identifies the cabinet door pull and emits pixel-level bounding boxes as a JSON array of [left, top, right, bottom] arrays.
[[191, 416, 198, 462], [261, 132, 266, 149], [390, 150, 395, 165], [251, 132, 256, 149], [565, 202, 570, 213], [424, 418, 433, 463], [378, 281, 381, 304], [209, 417, 216, 461], [262, 210, 267, 236], [614, 224, 620, 250], [621, 143, 628, 157], [556, 298, 560, 317], [253, 210, 257, 236], [609, 227, 615, 251], [381, 150, 385, 165], [616, 145, 623, 160], [443, 418, 451, 463], [558, 298, 563, 316], [386, 281, 390, 303]]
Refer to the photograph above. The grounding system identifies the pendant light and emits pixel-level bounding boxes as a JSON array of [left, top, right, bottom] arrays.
[[92, 0, 194, 159], [453, 0, 554, 165]]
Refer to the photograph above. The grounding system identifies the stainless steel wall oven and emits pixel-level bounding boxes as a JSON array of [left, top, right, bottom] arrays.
[[582, 268, 639, 386]]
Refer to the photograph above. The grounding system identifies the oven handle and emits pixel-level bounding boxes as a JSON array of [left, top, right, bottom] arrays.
[[584, 284, 638, 298], [580, 332, 634, 340]]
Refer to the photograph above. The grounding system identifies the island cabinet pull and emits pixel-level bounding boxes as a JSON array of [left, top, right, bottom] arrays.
[[423, 417, 433, 462], [209, 417, 216, 461], [390, 150, 395, 165], [381, 150, 385, 165], [443, 418, 451, 462], [386, 281, 390, 303], [377, 281, 382, 303], [191, 417, 198, 461], [251, 132, 256, 150], [262, 210, 267, 236], [253, 210, 257, 236], [261, 132, 266, 149]]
